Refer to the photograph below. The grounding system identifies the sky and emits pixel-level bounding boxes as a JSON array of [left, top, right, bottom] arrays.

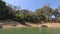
[[3, 0, 60, 11]]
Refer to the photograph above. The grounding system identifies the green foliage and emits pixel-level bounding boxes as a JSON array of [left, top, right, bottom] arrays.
[[0, 0, 60, 24]]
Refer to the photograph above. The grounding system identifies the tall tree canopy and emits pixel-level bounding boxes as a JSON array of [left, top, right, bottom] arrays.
[[0, 0, 60, 24]]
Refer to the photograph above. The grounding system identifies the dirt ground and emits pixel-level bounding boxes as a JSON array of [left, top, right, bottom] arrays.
[[2, 23, 60, 28], [0, 20, 60, 28]]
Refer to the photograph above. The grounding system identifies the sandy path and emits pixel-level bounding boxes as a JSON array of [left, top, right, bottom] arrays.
[[2, 23, 60, 28]]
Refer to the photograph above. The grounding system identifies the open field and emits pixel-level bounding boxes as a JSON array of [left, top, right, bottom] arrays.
[[0, 27, 40, 34], [0, 27, 60, 34]]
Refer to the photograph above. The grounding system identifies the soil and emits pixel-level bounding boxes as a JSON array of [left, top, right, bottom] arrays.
[[3, 23, 60, 28], [0, 20, 60, 28]]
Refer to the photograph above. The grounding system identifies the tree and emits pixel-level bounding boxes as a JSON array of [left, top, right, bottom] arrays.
[[53, 6, 60, 22], [0, 0, 8, 19]]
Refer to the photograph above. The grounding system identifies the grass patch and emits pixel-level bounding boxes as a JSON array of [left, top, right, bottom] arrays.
[[0, 27, 60, 34], [0, 27, 40, 34]]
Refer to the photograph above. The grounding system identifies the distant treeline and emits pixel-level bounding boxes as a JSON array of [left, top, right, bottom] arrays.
[[0, 0, 60, 24]]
